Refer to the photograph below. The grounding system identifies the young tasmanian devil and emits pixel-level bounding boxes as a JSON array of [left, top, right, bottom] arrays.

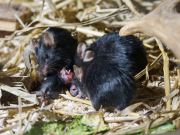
[[33, 27, 78, 100], [74, 32, 147, 110]]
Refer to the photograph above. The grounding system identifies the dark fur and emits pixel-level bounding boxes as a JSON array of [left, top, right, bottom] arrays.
[[35, 27, 77, 76], [84, 33, 147, 76], [75, 32, 147, 110], [34, 27, 77, 99], [69, 76, 86, 98], [37, 75, 64, 99]]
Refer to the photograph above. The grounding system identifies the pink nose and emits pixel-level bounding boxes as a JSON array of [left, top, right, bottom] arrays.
[[70, 84, 76, 91]]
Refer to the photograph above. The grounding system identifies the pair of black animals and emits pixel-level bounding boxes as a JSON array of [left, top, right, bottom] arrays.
[[33, 27, 147, 111]]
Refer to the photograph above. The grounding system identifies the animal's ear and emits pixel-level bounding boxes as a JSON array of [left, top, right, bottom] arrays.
[[77, 43, 87, 59], [73, 65, 83, 82], [42, 32, 55, 47], [29, 39, 39, 54], [83, 50, 94, 62], [30, 39, 39, 49]]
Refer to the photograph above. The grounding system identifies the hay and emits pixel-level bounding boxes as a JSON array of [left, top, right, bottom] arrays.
[[0, 0, 180, 134]]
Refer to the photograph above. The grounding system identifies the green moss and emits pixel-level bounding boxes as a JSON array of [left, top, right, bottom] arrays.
[[150, 122, 175, 134], [25, 117, 95, 135]]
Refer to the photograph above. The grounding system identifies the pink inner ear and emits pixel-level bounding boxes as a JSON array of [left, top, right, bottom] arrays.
[[77, 43, 86, 59], [83, 50, 94, 62], [43, 32, 55, 47], [30, 39, 39, 48], [73, 65, 83, 82]]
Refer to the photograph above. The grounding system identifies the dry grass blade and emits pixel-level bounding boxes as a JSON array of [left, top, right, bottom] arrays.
[[81, 7, 127, 25], [17, 96, 23, 135], [4, 29, 39, 68], [121, 0, 141, 17], [122, 102, 150, 114], [0, 67, 23, 76], [53, 110, 82, 116], [42, 0, 75, 16], [0, 124, 18, 134], [155, 38, 171, 110], [104, 116, 140, 123], [0, 0, 179, 135], [172, 94, 180, 110], [56, 0, 76, 9], [45, 0, 56, 12], [45, 0, 61, 17], [135, 53, 162, 80], [106, 117, 171, 135], [60, 94, 92, 106], [0, 84, 38, 104], [163, 89, 179, 101], [4, 45, 24, 68], [0, 104, 36, 110], [178, 69, 180, 87], [14, 13, 25, 28]]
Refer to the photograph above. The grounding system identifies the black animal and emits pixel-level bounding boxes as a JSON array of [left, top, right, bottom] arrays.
[[69, 75, 86, 98], [34, 27, 77, 99], [36, 74, 64, 99], [35, 27, 77, 76], [74, 32, 147, 110]]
